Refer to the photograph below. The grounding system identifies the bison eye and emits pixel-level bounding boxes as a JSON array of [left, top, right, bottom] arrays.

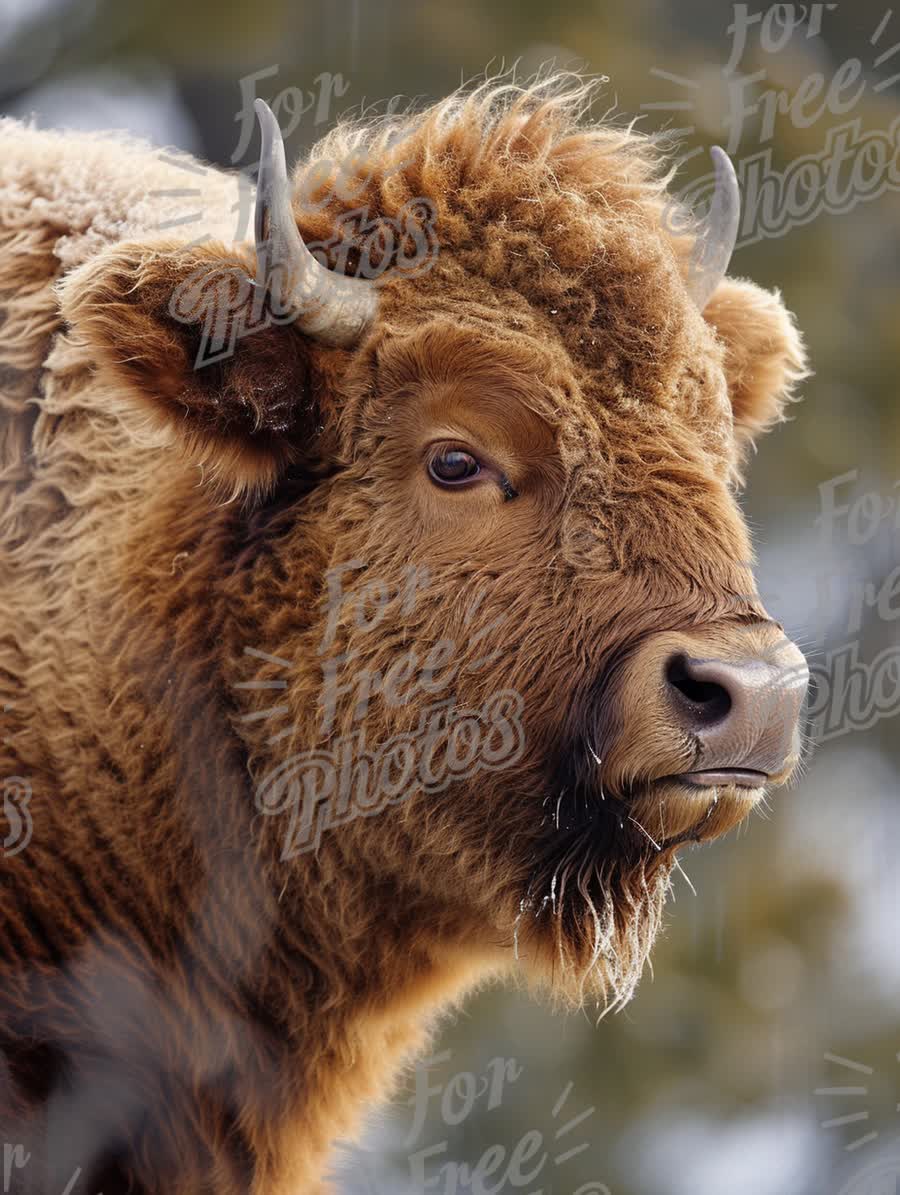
[[427, 447, 482, 487]]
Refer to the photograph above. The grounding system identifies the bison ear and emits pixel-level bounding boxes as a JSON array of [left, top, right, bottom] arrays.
[[702, 277, 810, 454], [59, 239, 328, 502]]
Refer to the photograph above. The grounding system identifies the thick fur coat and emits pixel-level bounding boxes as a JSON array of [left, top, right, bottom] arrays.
[[0, 78, 807, 1193]]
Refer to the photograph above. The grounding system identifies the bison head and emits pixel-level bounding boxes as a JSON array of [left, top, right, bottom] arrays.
[[61, 78, 810, 1011]]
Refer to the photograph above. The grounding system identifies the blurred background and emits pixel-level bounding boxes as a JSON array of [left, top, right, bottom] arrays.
[[2, 0, 897, 1192]]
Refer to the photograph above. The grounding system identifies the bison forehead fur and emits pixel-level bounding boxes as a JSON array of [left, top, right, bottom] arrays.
[[0, 75, 807, 1194]]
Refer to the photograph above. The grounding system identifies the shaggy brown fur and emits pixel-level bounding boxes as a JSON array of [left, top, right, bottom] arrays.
[[0, 77, 807, 1193]]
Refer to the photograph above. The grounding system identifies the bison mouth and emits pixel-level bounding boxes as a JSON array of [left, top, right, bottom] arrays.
[[668, 768, 768, 790], [513, 749, 773, 1008], [540, 744, 772, 856]]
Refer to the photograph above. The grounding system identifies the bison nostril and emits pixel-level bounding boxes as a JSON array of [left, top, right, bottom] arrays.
[[651, 639, 807, 777], [665, 654, 732, 727]]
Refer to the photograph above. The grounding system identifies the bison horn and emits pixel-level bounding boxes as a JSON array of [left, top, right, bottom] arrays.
[[253, 98, 377, 347], [686, 146, 741, 311]]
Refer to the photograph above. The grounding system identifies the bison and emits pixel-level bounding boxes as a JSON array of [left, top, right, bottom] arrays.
[[0, 76, 809, 1194]]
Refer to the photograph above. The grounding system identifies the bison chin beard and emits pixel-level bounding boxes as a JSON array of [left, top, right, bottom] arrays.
[[510, 775, 760, 1013], [513, 845, 674, 1014]]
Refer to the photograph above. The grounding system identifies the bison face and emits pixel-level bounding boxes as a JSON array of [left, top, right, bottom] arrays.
[[292, 289, 809, 1007], [61, 94, 810, 1009]]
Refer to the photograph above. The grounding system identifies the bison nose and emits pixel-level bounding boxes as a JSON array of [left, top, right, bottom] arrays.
[[664, 647, 809, 779]]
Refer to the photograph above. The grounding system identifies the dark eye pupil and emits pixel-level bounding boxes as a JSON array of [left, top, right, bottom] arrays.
[[430, 450, 479, 484]]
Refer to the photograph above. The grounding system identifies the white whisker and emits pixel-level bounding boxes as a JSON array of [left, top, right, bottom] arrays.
[[629, 815, 662, 851], [672, 856, 697, 896]]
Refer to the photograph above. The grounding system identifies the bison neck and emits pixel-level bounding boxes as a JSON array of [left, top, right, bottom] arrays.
[[9, 476, 504, 1194]]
